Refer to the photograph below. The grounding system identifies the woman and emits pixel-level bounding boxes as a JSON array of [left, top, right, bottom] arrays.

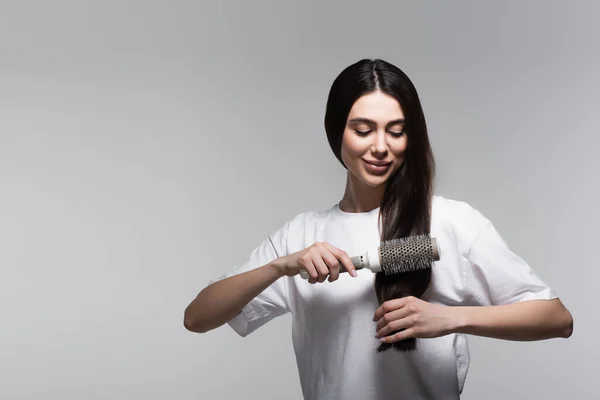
[[184, 59, 573, 399]]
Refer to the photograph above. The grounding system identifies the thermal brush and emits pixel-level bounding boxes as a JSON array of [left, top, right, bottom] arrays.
[[299, 234, 439, 280]]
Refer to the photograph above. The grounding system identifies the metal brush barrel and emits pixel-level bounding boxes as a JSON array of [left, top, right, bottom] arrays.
[[379, 235, 439, 275]]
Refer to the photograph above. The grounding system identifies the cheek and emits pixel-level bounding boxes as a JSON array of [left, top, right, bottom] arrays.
[[393, 137, 408, 157], [341, 131, 365, 156]]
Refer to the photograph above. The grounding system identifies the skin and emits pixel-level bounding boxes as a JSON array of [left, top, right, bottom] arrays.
[[340, 90, 574, 342], [338, 90, 407, 213]]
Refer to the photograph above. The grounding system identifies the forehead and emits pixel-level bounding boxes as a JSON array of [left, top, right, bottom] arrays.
[[347, 91, 404, 122]]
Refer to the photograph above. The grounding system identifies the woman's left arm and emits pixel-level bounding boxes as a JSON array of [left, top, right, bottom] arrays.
[[452, 298, 573, 340], [374, 296, 573, 343]]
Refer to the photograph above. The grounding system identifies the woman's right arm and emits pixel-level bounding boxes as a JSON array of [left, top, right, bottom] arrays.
[[183, 242, 357, 333], [183, 260, 286, 333]]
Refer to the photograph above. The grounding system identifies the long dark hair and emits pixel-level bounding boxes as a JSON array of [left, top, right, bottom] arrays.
[[324, 59, 435, 352]]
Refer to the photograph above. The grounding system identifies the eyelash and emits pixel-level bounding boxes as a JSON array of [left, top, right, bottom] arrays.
[[355, 130, 405, 137]]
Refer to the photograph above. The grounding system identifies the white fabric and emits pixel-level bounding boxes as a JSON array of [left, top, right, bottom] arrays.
[[210, 196, 558, 400]]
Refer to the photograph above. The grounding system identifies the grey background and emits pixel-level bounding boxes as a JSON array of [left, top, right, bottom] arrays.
[[0, 1, 597, 399]]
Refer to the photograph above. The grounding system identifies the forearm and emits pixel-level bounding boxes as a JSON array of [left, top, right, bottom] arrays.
[[184, 261, 284, 333], [452, 299, 573, 341]]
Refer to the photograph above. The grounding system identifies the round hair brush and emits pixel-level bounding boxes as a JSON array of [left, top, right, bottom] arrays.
[[299, 234, 439, 279]]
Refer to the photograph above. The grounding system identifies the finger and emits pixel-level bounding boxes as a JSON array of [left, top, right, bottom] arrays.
[[376, 315, 413, 338], [373, 298, 408, 321], [324, 243, 356, 278], [312, 255, 330, 283], [379, 328, 416, 344], [375, 307, 412, 332], [303, 260, 319, 284], [321, 251, 340, 282]]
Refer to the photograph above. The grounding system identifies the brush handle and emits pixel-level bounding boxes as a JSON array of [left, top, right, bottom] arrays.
[[299, 256, 364, 280]]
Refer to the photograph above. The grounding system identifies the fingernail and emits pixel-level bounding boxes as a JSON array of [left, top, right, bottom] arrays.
[[351, 270, 357, 277]]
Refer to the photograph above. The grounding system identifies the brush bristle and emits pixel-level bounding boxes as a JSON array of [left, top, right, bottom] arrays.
[[379, 234, 436, 275]]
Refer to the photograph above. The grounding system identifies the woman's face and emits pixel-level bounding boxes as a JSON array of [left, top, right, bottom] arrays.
[[341, 90, 407, 187]]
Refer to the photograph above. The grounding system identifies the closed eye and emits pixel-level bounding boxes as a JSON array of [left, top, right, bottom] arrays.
[[354, 130, 405, 137]]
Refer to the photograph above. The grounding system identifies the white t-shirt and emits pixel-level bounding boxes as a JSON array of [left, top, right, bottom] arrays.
[[210, 195, 557, 400]]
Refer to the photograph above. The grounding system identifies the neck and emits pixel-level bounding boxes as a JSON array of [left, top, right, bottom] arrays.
[[339, 171, 385, 213]]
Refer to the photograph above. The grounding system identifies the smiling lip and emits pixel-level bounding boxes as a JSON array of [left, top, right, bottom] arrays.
[[363, 159, 392, 166], [363, 160, 391, 175]]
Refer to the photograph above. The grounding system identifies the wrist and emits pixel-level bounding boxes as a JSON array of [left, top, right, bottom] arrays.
[[266, 260, 286, 278], [450, 306, 470, 334]]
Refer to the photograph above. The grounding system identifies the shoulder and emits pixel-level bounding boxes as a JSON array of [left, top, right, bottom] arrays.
[[276, 204, 337, 235], [288, 204, 336, 229], [432, 195, 492, 248], [433, 195, 490, 225]]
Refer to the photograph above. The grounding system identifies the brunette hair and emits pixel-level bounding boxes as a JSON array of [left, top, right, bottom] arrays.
[[324, 59, 435, 352]]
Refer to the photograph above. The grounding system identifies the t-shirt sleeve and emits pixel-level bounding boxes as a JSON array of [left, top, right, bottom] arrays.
[[207, 220, 292, 337], [465, 219, 558, 306]]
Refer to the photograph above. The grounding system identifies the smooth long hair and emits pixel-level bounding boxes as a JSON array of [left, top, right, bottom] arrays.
[[324, 59, 435, 352]]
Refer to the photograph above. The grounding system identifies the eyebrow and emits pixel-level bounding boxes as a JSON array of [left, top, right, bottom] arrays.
[[348, 118, 405, 127]]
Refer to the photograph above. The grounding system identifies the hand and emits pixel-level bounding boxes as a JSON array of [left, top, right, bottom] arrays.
[[373, 296, 460, 343], [272, 242, 357, 284]]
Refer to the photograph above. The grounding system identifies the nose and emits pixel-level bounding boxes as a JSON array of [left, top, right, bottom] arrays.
[[370, 130, 388, 155]]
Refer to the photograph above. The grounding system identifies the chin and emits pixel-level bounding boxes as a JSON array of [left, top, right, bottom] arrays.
[[362, 174, 389, 186]]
